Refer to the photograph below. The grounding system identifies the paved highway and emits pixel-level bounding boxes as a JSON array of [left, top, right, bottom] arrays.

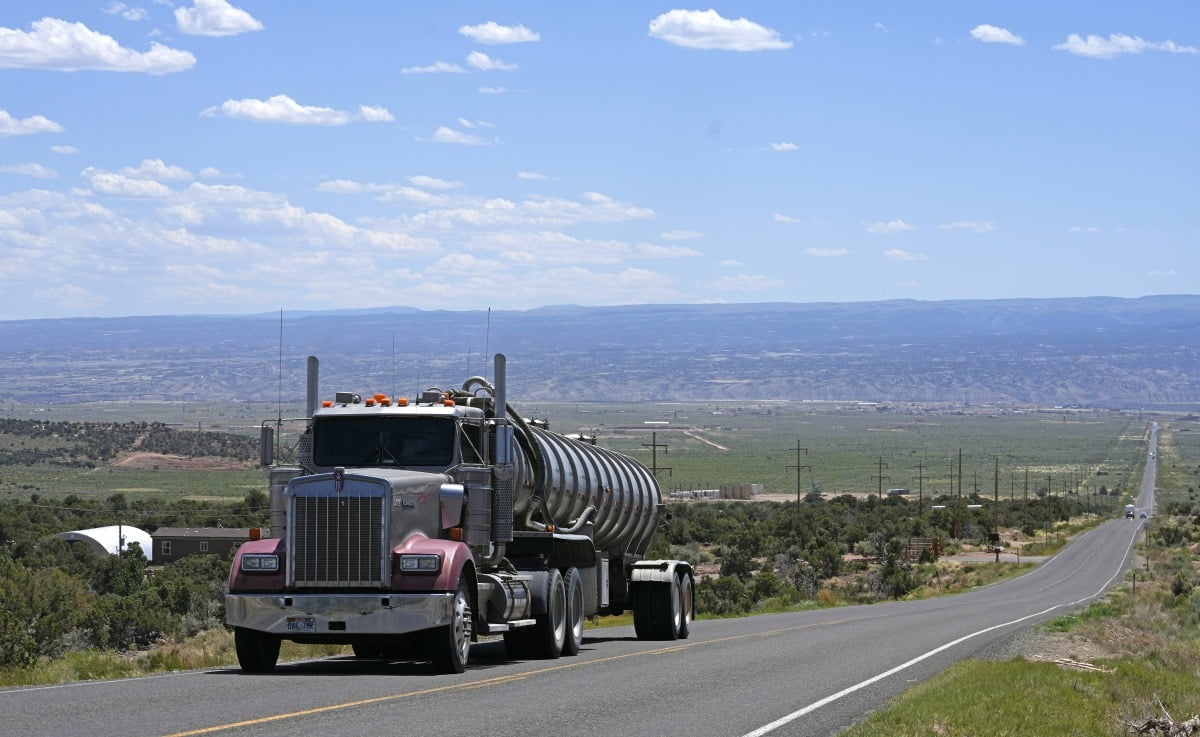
[[3, 425, 1155, 737]]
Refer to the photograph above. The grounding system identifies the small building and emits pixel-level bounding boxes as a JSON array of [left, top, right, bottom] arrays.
[[151, 527, 256, 563], [55, 525, 153, 561]]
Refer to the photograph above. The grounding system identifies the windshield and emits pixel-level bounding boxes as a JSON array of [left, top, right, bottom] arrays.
[[312, 416, 456, 468]]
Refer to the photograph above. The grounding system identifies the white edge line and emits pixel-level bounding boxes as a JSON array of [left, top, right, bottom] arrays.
[[739, 523, 1139, 737]]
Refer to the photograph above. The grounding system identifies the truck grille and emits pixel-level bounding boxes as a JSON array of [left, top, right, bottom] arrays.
[[291, 493, 386, 588]]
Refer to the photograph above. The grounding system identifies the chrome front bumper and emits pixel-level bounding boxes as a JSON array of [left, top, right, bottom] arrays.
[[226, 593, 454, 636]]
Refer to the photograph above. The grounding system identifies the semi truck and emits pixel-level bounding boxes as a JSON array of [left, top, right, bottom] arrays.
[[1125, 504, 1136, 519], [226, 354, 694, 673]]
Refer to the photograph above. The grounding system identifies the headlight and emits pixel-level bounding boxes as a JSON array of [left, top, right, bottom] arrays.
[[241, 554, 279, 572], [398, 554, 441, 573]]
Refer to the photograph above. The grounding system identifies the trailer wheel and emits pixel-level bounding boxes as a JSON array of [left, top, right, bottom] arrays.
[[234, 627, 280, 673], [561, 567, 584, 656], [430, 574, 473, 674], [632, 585, 653, 640], [677, 571, 694, 640], [651, 576, 682, 641]]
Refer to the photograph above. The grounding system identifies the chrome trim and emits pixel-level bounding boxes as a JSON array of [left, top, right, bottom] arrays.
[[225, 593, 454, 635]]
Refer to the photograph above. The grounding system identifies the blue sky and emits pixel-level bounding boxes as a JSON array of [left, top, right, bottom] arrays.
[[0, 2, 1196, 320]]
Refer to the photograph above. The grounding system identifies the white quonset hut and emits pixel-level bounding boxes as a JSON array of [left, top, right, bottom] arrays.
[[54, 525, 152, 562]]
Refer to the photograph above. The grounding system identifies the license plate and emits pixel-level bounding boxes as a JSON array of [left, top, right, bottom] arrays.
[[286, 616, 316, 632]]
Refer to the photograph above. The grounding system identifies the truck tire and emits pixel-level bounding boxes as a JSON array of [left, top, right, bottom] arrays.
[[651, 576, 682, 641], [561, 567, 584, 656], [677, 571, 694, 640], [632, 584, 653, 640], [234, 627, 280, 673], [527, 568, 567, 658], [430, 574, 473, 674]]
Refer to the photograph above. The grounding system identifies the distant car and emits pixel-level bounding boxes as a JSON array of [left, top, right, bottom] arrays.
[[1140, 512, 1147, 518]]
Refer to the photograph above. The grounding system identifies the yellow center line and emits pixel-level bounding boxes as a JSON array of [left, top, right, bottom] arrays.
[[162, 619, 843, 737]]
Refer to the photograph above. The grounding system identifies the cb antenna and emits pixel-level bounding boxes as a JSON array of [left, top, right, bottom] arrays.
[[276, 309, 284, 460], [484, 307, 491, 381]]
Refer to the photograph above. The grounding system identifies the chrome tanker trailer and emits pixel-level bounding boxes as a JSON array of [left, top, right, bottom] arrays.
[[226, 354, 694, 673]]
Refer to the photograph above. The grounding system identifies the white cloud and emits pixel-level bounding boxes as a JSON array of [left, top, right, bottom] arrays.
[[104, 3, 148, 22], [805, 247, 848, 258], [120, 158, 193, 182], [198, 166, 239, 179], [883, 248, 928, 261], [457, 118, 495, 129], [431, 126, 493, 145], [81, 167, 174, 197], [201, 95, 393, 125], [939, 220, 994, 233], [874, 22, 889, 34], [0, 17, 195, 74], [720, 259, 743, 267], [1148, 269, 1176, 277], [970, 24, 1024, 46], [359, 105, 395, 122], [0, 109, 63, 137], [402, 61, 466, 74], [0, 163, 57, 179], [479, 86, 509, 95], [1069, 225, 1101, 233], [648, 9, 792, 51], [517, 171, 548, 180], [467, 51, 518, 71], [175, 0, 263, 37], [639, 243, 701, 258], [714, 273, 783, 291], [769, 142, 798, 152], [660, 229, 702, 241], [408, 175, 463, 190], [773, 213, 802, 224], [459, 21, 540, 44], [50, 144, 77, 154], [1053, 33, 1199, 59], [406, 192, 654, 230], [866, 219, 914, 234]]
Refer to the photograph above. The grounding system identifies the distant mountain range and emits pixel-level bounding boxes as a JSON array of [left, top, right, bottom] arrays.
[[2, 295, 1199, 408]]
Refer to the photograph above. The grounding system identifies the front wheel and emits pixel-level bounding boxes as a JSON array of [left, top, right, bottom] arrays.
[[234, 627, 280, 673], [430, 574, 473, 674]]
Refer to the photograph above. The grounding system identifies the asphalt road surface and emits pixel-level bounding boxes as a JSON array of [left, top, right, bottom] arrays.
[[3, 426, 1155, 737]]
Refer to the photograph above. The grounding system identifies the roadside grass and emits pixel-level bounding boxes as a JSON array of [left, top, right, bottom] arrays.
[[840, 419, 1200, 737], [0, 631, 344, 687]]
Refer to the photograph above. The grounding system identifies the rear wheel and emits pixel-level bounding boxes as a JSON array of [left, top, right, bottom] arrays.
[[632, 585, 653, 640], [561, 567, 584, 656], [677, 572, 694, 639], [651, 576, 682, 641], [234, 627, 280, 673], [528, 568, 566, 658], [430, 574, 473, 674]]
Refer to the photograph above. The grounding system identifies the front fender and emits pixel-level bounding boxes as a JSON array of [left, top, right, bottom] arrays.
[[391, 535, 473, 592], [228, 537, 286, 592]]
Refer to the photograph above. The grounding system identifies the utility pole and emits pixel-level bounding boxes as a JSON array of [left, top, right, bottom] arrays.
[[642, 432, 671, 478], [873, 456, 890, 498], [786, 440, 810, 512], [993, 456, 1000, 535], [916, 460, 926, 511], [1046, 472, 1053, 544], [956, 448, 963, 539]]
